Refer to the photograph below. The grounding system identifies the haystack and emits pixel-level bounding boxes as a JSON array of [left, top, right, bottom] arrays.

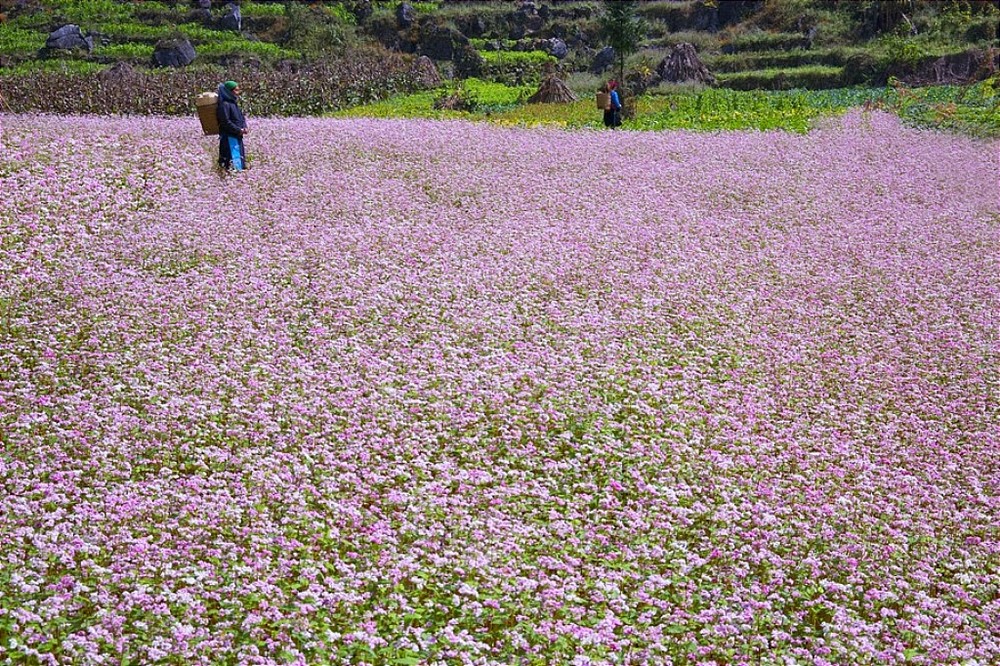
[[527, 75, 577, 104], [658, 43, 715, 85]]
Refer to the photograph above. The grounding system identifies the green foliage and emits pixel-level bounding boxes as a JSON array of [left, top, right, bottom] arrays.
[[241, 2, 287, 18], [717, 65, 846, 90], [92, 43, 154, 59], [638, 1, 699, 29], [705, 47, 858, 73], [468, 38, 518, 51], [196, 40, 300, 61], [478, 50, 555, 67], [628, 86, 885, 132], [478, 50, 557, 86], [371, 0, 440, 12], [339, 78, 532, 118], [2, 59, 106, 75], [283, 1, 356, 59], [887, 76, 1000, 137], [40, 0, 133, 26], [877, 34, 929, 70], [92, 21, 173, 41], [0, 26, 46, 55]]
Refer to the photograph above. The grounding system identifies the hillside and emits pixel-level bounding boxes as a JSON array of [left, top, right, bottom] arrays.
[[0, 0, 997, 115]]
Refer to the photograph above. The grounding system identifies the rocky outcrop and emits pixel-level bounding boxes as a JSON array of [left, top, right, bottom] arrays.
[[417, 23, 467, 61], [217, 2, 242, 32], [396, 3, 417, 29], [408, 54, 441, 88], [152, 37, 196, 67], [44, 25, 93, 53], [591, 46, 614, 74]]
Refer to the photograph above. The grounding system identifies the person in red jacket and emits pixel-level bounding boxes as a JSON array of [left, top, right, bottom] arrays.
[[216, 80, 248, 171]]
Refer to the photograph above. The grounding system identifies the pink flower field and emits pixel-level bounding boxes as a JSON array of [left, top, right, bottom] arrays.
[[0, 113, 998, 665]]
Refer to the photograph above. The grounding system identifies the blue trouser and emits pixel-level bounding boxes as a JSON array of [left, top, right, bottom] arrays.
[[219, 134, 245, 170]]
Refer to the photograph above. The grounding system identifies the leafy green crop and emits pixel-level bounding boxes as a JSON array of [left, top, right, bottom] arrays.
[[0, 27, 46, 55], [241, 1, 286, 18], [92, 43, 154, 59], [717, 65, 845, 91], [40, 0, 133, 25], [478, 50, 557, 68]]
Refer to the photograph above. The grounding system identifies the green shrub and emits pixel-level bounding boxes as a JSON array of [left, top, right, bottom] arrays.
[[841, 52, 884, 86], [964, 16, 999, 44], [283, 2, 357, 58], [478, 49, 556, 85]]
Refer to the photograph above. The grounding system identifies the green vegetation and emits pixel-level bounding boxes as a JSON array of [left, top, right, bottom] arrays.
[[331, 78, 533, 119], [599, 0, 647, 86], [705, 48, 860, 73], [240, 2, 286, 19], [92, 43, 154, 59], [479, 50, 556, 68], [335, 78, 1000, 137], [889, 76, 1000, 138], [2, 59, 106, 75], [336, 81, 884, 132], [717, 65, 846, 91], [195, 40, 299, 61], [40, 0, 132, 26], [0, 27, 45, 56], [0, 0, 997, 138]]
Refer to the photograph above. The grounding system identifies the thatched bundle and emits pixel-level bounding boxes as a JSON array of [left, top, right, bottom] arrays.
[[658, 43, 715, 85], [527, 75, 578, 104]]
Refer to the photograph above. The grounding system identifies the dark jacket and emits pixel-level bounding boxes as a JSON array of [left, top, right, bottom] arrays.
[[216, 85, 246, 137]]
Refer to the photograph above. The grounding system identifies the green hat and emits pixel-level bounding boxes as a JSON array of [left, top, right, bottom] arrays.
[[224, 80, 238, 91]]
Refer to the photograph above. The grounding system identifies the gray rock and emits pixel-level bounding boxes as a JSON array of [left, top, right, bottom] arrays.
[[352, 0, 373, 22], [152, 37, 196, 67], [396, 2, 417, 29], [218, 3, 241, 31], [408, 54, 441, 88], [453, 43, 483, 79], [590, 45, 614, 74], [45, 25, 93, 52], [418, 24, 467, 61], [545, 38, 568, 59]]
